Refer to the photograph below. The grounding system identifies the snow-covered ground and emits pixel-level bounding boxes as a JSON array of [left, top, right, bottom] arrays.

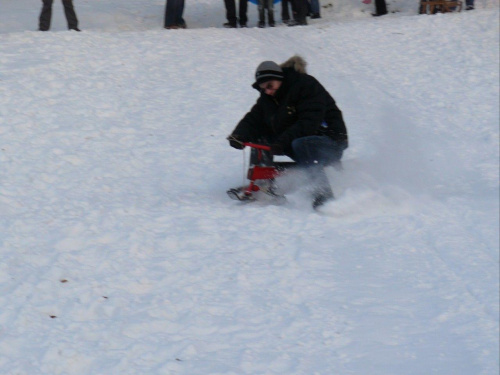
[[0, 1, 499, 374]]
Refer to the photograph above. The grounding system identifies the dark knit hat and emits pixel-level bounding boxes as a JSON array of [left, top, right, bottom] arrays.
[[254, 61, 284, 86]]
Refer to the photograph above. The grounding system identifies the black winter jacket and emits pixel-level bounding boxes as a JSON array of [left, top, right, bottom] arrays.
[[231, 65, 348, 156]]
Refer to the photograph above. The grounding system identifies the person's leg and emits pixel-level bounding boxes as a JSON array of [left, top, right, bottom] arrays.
[[239, 0, 248, 26], [39, 0, 53, 31], [176, 0, 186, 27], [164, 0, 177, 27], [374, 0, 388, 16], [290, 0, 298, 19], [62, 0, 79, 30], [310, 0, 320, 17], [291, 136, 344, 207], [281, 0, 291, 22], [267, 0, 275, 26], [258, 0, 265, 26], [289, 0, 307, 25], [224, 0, 237, 27]]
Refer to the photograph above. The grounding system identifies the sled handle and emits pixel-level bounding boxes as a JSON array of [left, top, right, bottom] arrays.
[[243, 142, 271, 151]]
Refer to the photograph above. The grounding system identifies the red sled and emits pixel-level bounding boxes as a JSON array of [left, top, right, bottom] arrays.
[[227, 142, 295, 202]]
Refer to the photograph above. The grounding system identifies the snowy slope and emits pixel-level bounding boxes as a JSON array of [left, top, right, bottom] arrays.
[[0, 1, 499, 374]]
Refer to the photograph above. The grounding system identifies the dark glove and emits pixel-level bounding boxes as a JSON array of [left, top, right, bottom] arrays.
[[227, 135, 245, 150], [270, 143, 284, 156]]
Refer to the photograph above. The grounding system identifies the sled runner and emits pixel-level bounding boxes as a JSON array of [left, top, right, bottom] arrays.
[[227, 142, 295, 203]]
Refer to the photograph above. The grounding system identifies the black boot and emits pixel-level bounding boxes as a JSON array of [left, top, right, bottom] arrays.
[[309, 166, 334, 209], [312, 190, 334, 210]]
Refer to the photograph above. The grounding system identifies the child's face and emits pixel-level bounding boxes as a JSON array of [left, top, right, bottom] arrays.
[[259, 80, 282, 96]]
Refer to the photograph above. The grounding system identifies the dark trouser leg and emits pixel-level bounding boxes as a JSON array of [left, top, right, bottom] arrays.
[[239, 0, 248, 25], [176, 0, 186, 26], [267, 0, 275, 25], [164, 0, 176, 27], [290, 0, 298, 18], [310, 0, 320, 16], [292, 0, 307, 23], [258, 0, 265, 23], [62, 0, 78, 30], [224, 0, 237, 26], [167, 0, 186, 26], [281, 0, 290, 21], [374, 0, 388, 15], [39, 0, 53, 31], [165, 0, 185, 27], [291, 136, 345, 206]]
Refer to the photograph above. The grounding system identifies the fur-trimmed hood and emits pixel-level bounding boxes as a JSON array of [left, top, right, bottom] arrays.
[[279, 55, 307, 74]]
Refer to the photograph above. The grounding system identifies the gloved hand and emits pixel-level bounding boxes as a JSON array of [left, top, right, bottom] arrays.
[[270, 143, 284, 156], [227, 135, 245, 150]]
